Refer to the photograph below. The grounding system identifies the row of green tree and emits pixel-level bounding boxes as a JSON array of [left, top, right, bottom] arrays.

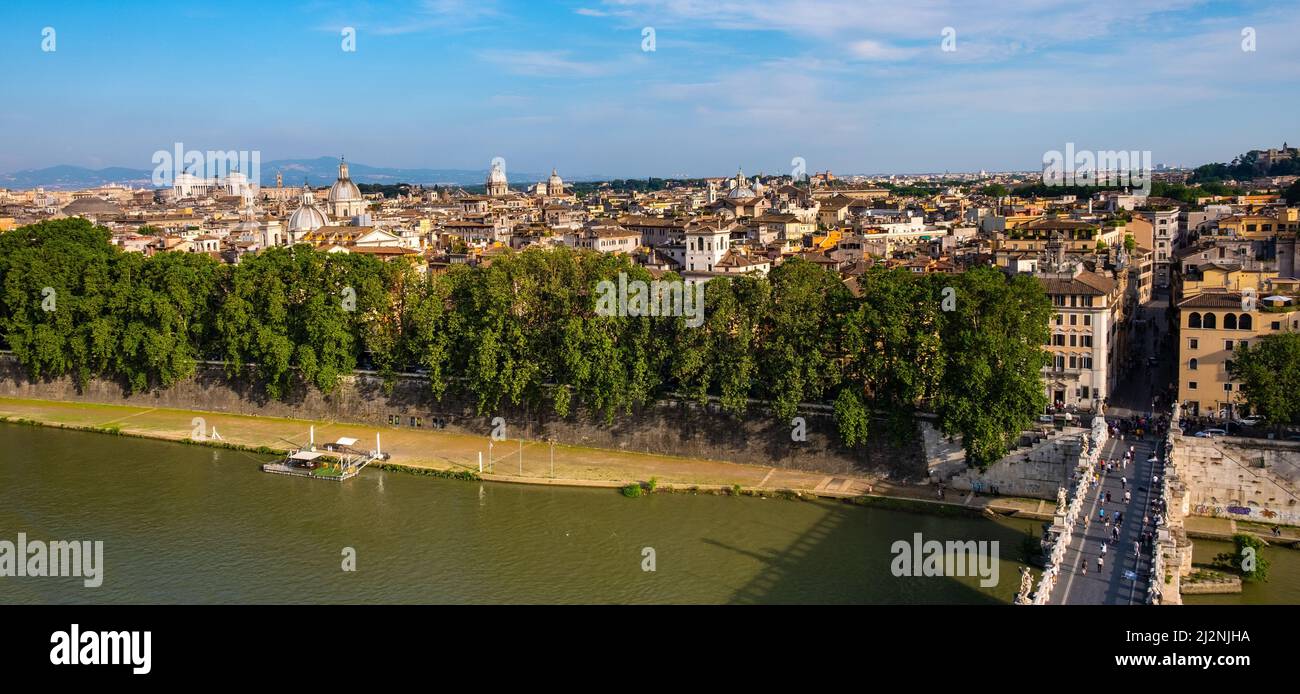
[[1007, 180, 1243, 203], [1188, 149, 1300, 184], [1286, 180, 1300, 206], [0, 218, 1055, 467]]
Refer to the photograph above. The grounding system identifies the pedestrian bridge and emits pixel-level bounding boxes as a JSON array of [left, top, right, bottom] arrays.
[[1016, 412, 1169, 605]]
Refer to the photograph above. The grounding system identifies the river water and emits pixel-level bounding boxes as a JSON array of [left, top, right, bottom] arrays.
[[1, 422, 1237, 605], [1180, 539, 1300, 605]]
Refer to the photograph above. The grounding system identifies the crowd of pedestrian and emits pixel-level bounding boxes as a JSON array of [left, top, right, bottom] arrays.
[[1109, 414, 1169, 441], [1078, 431, 1168, 594]]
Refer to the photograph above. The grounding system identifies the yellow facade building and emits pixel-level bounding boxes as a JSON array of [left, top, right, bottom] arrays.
[[1215, 212, 1300, 239], [1176, 290, 1300, 417], [1000, 217, 1122, 253]]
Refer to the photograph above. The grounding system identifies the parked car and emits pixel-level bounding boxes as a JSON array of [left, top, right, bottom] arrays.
[[1235, 415, 1264, 427], [1196, 428, 1228, 438]]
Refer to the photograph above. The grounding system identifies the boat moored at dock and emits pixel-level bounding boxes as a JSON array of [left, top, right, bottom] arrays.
[[260, 427, 389, 481]]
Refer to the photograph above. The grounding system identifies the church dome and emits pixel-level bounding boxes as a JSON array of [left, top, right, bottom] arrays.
[[328, 179, 361, 202], [289, 205, 328, 233], [328, 159, 362, 202], [61, 196, 122, 217], [725, 168, 755, 199], [485, 159, 510, 196], [546, 168, 564, 196], [235, 191, 261, 233], [289, 186, 329, 232]]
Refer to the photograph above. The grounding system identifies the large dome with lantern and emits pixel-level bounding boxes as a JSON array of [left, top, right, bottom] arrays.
[[326, 158, 366, 219], [289, 184, 329, 233]]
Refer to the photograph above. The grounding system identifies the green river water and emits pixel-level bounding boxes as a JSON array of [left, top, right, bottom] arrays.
[[1, 423, 1292, 604]]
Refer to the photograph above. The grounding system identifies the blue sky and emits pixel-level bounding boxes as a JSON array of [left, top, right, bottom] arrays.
[[1, 0, 1297, 177]]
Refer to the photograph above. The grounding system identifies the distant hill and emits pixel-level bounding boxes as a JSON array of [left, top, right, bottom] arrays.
[[0, 165, 156, 190], [0, 157, 609, 190], [1187, 146, 1299, 184]]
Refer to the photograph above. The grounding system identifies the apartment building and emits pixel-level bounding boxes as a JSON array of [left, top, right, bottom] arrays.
[[1126, 245, 1154, 306], [999, 217, 1122, 254], [565, 224, 640, 254], [1216, 212, 1299, 240], [1176, 289, 1300, 418], [1039, 264, 1122, 411], [1134, 208, 1180, 289], [1171, 204, 1300, 418], [1031, 233, 1128, 412]]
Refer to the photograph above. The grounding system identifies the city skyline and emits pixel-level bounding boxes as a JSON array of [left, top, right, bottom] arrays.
[[1, 0, 1298, 177], [0, 150, 1233, 192]]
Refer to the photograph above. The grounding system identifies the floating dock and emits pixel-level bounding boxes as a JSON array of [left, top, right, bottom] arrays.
[[261, 429, 390, 482]]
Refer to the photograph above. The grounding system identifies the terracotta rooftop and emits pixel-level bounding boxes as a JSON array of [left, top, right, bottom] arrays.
[[1178, 291, 1245, 309], [1037, 270, 1116, 295]]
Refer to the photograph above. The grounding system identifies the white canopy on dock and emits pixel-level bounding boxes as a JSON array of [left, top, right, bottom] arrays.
[[335, 437, 358, 446], [289, 451, 324, 461]]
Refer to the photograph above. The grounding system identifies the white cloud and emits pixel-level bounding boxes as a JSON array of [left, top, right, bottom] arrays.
[[315, 0, 503, 36], [602, 0, 1208, 46], [848, 40, 916, 61], [479, 50, 613, 77]]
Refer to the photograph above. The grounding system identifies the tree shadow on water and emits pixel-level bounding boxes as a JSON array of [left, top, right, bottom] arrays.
[[701, 503, 1019, 605]]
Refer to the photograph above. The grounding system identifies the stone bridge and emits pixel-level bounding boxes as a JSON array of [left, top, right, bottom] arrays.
[[1015, 408, 1170, 605]]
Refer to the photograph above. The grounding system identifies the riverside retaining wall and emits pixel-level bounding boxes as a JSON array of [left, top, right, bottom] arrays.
[[938, 428, 1083, 500], [1169, 432, 1300, 526], [0, 356, 924, 478]]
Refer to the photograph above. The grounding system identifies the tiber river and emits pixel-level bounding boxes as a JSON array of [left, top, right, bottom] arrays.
[[0, 423, 1292, 604]]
